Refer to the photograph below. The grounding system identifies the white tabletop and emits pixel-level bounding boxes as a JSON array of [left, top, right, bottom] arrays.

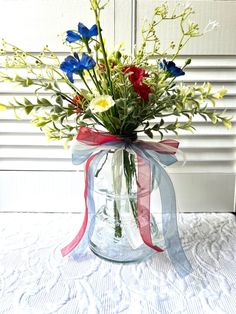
[[0, 212, 235, 314]]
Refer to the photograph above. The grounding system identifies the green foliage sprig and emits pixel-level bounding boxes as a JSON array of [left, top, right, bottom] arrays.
[[0, 0, 232, 143]]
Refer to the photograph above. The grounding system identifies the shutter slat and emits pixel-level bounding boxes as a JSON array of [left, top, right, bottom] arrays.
[[0, 147, 235, 161], [0, 160, 234, 173]]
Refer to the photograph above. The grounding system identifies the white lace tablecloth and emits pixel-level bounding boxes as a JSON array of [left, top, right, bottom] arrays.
[[0, 212, 236, 314]]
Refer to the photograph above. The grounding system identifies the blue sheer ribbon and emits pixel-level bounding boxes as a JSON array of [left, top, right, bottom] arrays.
[[70, 141, 192, 277]]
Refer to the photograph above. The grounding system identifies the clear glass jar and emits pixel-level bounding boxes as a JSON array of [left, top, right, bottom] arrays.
[[89, 149, 164, 263]]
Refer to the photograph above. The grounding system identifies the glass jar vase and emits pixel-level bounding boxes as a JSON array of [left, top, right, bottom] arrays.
[[89, 148, 164, 263]]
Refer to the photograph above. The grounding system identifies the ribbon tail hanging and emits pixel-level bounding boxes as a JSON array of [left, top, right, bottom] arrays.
[[61, 151, 107, 257], [146, 150, 193, 277], [136, 153, 163, 252]]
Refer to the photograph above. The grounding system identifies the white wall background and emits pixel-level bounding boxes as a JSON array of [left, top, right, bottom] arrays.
[[0, 0, 235, 213]]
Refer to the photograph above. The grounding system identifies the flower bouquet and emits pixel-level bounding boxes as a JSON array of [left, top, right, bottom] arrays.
[[0, 0, 231, 277]]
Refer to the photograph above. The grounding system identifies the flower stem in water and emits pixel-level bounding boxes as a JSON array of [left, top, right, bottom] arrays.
[[114, 200, 122, 238]]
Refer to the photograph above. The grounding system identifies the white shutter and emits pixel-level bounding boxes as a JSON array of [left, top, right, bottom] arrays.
[[0, 0, 235, 212], [135, 0, 236, 212]]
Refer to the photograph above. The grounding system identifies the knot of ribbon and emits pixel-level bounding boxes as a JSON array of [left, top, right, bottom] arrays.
[[61, 126, 192, 278]]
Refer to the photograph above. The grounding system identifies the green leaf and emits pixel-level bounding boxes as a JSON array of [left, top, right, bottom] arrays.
[[13, 74, 21, 82], [212, 88, 227, 99], [144, 121, 149, 129], [44, 83, 53, 90], [24, 98, 32, 106], [50, 114, 58, 121], [159, 131, 164, 139], [52, 122, 60, 131], [60, 115, 66, 125], [208, 112, 217, 124], [53, 105, 63, 114], [221, 118, 232, 129], [25, 105, 34, 114], [83, 111, 93, 120], [144, 129, 153, 138], [56, 95, 63, 106], [33, 119, 49, 127], [199, 113, 207, 121], [152, 123, 160, 131], [13, 98, 23, 106], [65, 125, 75, 131], [53, 81, 61, 90], [24, 78, 34, 87], [78, 121, 87, 126], [37, 98, 52, 106], [0, 103, 7, 111], [181, 119, 194, 130], [159, 119, 164, 126]]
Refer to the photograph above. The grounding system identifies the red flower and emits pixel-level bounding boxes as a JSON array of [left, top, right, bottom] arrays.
[[98, 63, 105, 71], [122, 66, 149, 85], [133, 82, 152, 102], [71, 95, 82, 113], [122, 65, 152, 101], [98, 62, 116, 73]]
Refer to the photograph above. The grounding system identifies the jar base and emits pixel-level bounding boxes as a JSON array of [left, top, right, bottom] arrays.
[[89, 242, 156, 263]]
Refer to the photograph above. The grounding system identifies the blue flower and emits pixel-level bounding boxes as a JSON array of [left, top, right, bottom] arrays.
[[78, 23, 98, 38], [160, 59, 185, 77], [66, 23, 98, 43], [79, 52, 96, 70], [66, 31, 82, 43], [60, 55, 80, 82], [60, 52, 96, 83]]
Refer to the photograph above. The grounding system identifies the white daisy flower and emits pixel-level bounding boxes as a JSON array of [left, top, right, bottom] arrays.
[[89, 95, 115, 113]]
